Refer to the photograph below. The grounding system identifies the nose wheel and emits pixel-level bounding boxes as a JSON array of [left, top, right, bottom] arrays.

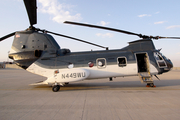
[[52, 85, 60, 92], [146, 83, 156, 87]]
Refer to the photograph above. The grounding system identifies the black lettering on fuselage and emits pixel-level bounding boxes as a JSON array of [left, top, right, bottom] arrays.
[[62, 72, 86, 79], [62, 74, 66, 79], [82, 72, 85, 77], [77, 73, 81, 77]]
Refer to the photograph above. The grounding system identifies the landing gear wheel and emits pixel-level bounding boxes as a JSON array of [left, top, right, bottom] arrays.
[[52, 85, 60, 92], [149, 83, 154, 87], [146, 83, 156, 87]]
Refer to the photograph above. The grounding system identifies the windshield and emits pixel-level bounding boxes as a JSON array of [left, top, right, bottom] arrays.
[[154, 52, 167, 68], [160, 53, 169, 61], [154, 52, 163, 60]]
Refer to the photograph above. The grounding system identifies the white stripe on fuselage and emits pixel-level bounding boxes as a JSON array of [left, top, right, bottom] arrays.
[[27, 61, 158, 83], [27, 62, 138, 78]]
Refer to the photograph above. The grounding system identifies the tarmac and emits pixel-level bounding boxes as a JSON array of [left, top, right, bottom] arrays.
[[0, 69, 180, 120]]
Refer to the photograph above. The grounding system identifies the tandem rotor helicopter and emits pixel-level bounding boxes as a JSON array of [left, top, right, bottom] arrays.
[[0, 0, 179, 92]]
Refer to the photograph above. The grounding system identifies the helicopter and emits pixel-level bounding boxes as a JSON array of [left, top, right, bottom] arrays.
[[0, 0, 179, 92]]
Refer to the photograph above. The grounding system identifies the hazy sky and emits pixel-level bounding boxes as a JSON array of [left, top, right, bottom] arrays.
[[0, 0, 180, 66]]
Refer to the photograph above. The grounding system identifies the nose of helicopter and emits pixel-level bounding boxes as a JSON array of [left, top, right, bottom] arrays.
[[163, 59, 173, 72]]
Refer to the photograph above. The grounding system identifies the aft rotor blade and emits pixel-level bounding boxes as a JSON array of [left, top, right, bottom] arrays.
[[23, 0, 37, 26], [158, 36, 180, 39], [0, 32, 16, 42], [64, 21, 180, 40], [64, 21, 140, 37], [45, 30, 107, 49]]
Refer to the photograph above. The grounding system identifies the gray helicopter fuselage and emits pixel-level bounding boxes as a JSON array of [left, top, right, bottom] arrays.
[[8, 31, 173, 79]]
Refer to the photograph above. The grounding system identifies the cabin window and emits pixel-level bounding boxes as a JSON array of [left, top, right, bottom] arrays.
[[154, 52, 167, 68], [117, 57, 127, 67], [96, 58, 106, 68]]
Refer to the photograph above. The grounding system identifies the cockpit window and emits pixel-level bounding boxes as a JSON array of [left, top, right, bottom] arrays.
[[154, 53, 163, 60], [161, 53, 169, 61], [154, 52, 167, 68]]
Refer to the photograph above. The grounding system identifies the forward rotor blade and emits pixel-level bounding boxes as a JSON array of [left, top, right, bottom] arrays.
[[45, 30, 107, 49], [23, 0, 37, 26], [64, 21, 140, 37], [0, 32, 16, 42]]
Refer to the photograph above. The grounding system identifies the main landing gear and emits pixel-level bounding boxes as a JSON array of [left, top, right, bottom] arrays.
[[146, 83, 156, 87], [52, 82, 70, 92], [52, 85, 60, 92]]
